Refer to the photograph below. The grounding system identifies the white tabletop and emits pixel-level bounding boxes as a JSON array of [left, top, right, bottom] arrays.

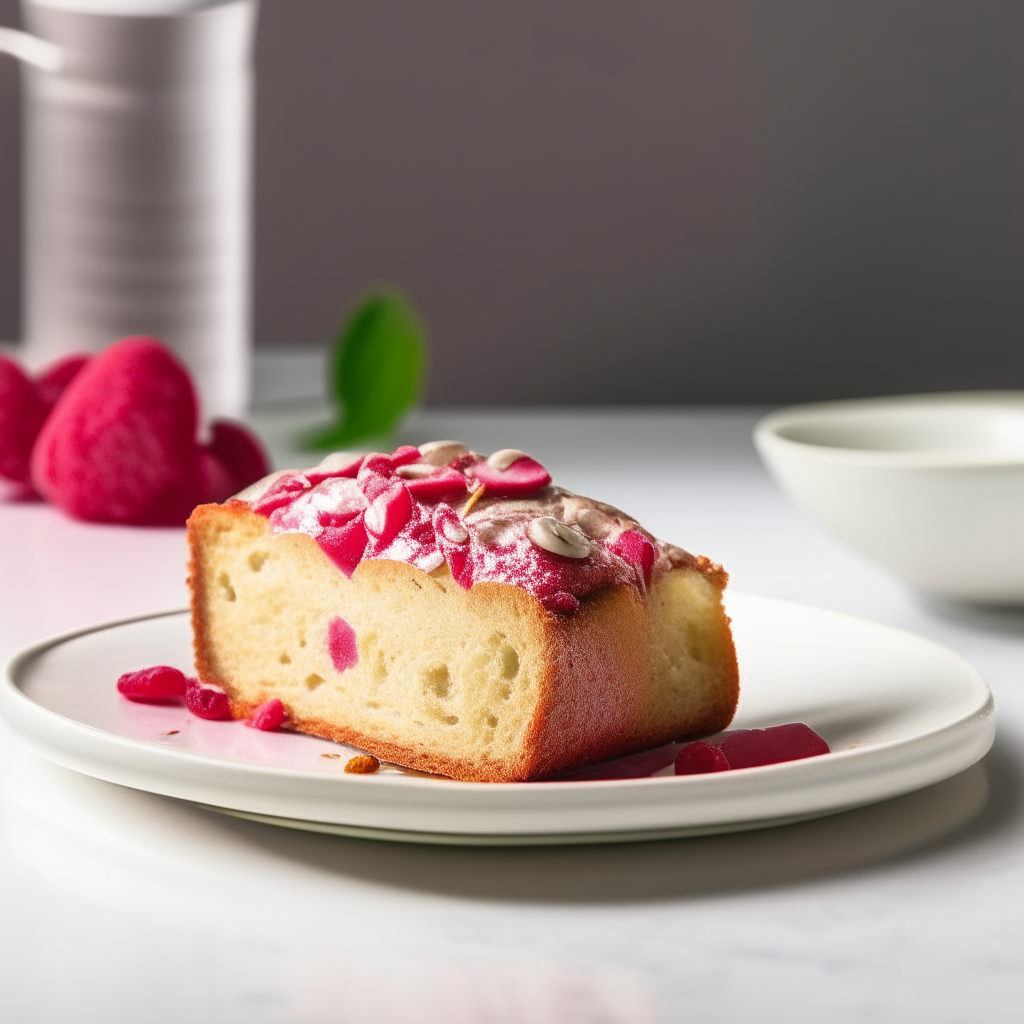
[[1, 403, 1022, 1023]]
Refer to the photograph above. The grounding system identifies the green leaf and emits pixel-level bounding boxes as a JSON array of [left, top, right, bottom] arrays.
[[303, 288, 428, 451]]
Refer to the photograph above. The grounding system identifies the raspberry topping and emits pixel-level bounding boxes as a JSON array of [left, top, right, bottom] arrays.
[[243, 443, 704, 613], [674, 741, 730, 775], [0, 355, 48, 486]]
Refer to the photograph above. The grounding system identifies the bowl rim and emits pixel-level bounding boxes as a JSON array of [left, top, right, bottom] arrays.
[[754, 391, 1024, 470]]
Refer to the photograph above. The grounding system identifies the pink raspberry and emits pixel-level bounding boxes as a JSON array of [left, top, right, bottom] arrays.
[[185, 682, 233, 720], [34, 354, 90, 413], [0, 355, 48, 486], [30, 337, 204, 525], [116, 665, 191, 703], [319, 516, 369, 577]]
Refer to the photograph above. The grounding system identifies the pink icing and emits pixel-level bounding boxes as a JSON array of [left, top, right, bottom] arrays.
[[243, 443, 703, 614], [328, 615, 359, 671]]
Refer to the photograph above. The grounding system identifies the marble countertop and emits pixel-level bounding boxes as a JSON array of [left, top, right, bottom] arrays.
[[1, 401, 1022, 1023]]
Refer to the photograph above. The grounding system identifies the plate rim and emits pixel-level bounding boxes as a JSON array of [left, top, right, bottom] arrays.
[[0, 594, 996, 841]]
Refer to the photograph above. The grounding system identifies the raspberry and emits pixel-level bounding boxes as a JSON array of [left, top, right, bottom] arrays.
[[30, 337, 203, 525], [246, 698, 287, 731], [35, 354, 90, 413]]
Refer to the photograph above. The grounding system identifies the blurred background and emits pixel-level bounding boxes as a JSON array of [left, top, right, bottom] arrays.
[[1, 0, 1022, 406]]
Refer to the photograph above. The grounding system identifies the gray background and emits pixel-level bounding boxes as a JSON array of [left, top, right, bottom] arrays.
[[1, 0, 1022, 405]]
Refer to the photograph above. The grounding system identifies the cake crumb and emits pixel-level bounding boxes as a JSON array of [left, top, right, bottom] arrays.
[[345, 755, 381, 774], [320, 752, 341, 759], [161, 730, 180, 736]]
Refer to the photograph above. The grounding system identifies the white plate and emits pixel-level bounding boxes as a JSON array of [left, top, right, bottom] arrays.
[[0, 594, 995, 845]]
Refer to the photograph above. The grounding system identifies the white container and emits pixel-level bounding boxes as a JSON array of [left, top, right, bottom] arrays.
[[754, 393, 1024, 604], [0, 0, 257, 419]]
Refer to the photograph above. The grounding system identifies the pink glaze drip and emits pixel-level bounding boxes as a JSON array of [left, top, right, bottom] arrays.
[[327, 616, 359, 671], [243, 444, 701, 614]]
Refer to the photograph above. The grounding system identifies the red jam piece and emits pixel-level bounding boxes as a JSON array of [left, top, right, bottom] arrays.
[[247, 697, 287, 731], [116, 665, 191, 703], [674, 741, 730, 775], [327, 616, 359, 671], [389, 445, 421, 467], [472, 455, 551, 497], [251, 473, 310, 516], [364, 482, 412, 546], [305, 454, 364, 485], [610, 529, 656, 587], [185, 682, 233, 720], [319, 517, 368, 577], [718, 723, 830, 769], [405, 468, 468, 501]]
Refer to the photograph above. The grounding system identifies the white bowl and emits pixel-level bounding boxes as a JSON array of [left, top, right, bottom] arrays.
[[754, 392, 1024, 603]]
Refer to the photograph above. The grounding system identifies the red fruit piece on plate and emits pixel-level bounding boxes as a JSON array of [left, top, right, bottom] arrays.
[[718, 723, 830, 769], [204, 420, 269, 496], [35, 354, 91, 413], [185, 682, 233, 720], [675, 741, 730, 775], [364, 482, 413, 546], [472, 455, 551, 497], [609, 529, 657, 587], [319, 516, 368, 577], [327, 615, 359, 672], [246, 698, 287, 731], [405, 468, 468, 501], [0, 355, 48, 486], [30, 337, 203, 525], [116, 665, 191, 703]]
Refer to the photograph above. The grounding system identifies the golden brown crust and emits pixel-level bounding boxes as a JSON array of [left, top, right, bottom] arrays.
[[188, 500, 739, 782]]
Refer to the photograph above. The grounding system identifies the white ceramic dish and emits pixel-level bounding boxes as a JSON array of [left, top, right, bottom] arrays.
[[1, 594, 994, 845], [755, 392, 1024, 603]]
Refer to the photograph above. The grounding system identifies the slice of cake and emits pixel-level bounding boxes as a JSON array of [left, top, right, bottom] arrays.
[[187, 442, 739, 782]]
